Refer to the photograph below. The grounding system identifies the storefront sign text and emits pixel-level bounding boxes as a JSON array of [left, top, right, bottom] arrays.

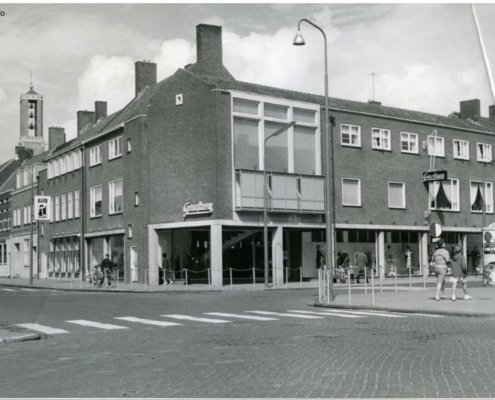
[[422, 170, 448, 183], [183, 201, 213, 217]]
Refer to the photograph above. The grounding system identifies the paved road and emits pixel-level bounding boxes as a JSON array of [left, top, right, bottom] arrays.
[[1, 286, 495, 398]]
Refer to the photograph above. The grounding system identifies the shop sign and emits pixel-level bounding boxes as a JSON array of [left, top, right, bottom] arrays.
[[422, 170, 448, 183], [183, 201, 213, 217], [429, 222, 442, 238], [34, 195, 51, 221], [484, 230, 495, 255]]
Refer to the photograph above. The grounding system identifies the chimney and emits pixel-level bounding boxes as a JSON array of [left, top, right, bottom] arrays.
[[77, 110, 95, 135], [95, 101, 107, 123], [197, 24, 224, 68], [135, 61, 157, 97], [48, 127, 66, 150], [460, 99, 481, 122], [489, 105, 495, 121]]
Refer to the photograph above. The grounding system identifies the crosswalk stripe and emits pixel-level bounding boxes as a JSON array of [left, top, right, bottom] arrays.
[[287, 310, 365, 319], [204, 312, 278, 321], [161, 314, 231, 324], [16, 323, 69, 335], [246, 311, 323, 319], [19, 288, 38, 292], [115, 317, 181, 327], [66, 320, 128, 330], [321, 309, 406, 318], [1, 288, 16, 292]]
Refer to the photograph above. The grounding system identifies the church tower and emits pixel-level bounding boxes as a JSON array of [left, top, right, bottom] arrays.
[[19, 80, 46, 155]]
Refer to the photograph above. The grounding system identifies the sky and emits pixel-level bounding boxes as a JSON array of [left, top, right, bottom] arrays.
[[1, 3, 495, 162]]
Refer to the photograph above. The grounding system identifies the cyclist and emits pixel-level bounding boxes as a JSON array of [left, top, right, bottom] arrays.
[[101, 253, 114, 287]]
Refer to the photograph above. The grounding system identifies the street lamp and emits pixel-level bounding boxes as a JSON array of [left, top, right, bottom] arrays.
[[263, 121, 296, 288], [293, 18, 334, 301]]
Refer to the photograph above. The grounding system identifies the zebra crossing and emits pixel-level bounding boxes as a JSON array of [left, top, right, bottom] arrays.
[[1, 287, 42, 292], [13, 308, 442, 336]]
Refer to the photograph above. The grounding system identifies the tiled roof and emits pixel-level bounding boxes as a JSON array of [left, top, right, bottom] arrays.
[[0, 167, 17, 193], [192, 73, 495, 134]]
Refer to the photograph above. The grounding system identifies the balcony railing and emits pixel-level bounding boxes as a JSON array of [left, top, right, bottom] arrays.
[[235, 169, 324, 213]]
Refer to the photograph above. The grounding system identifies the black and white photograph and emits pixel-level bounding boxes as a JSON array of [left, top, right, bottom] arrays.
[[2, 2, 495, 398]]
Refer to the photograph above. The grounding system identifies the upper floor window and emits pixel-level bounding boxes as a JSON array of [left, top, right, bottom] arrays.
[[74, 190, 80, 219], [453, 139, 469, 160], [341, 124, 361, 147], [54, 195, 60, 221], [58, 157, 65, 175], [67, 192, 73, 220], [232, 94, 320, 175], [427, 135, 445, 157], [429, 178, 459, 211], [342, 178, 361, 207], [400, 132, 419, 154], [89, 146, 101, 166], [127, 138, 132, 153], [470, 181, 494, 213], [61, 194, 67, 221], [65, 153, 72, 173], [109, 136, 122, 160], [371, 128, 391, 151], [388, 181, 406, 209], [109, 179, 123, 214], [90, 185, 102, 217], [477, 143, 492, 163]]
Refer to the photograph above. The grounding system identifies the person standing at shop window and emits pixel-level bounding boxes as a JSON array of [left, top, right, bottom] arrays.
[[101, 253, 114, 287], [162, 253, 173, 285], [405, 246, 413, 271]]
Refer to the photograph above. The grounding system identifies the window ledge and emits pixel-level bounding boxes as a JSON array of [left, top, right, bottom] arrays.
[[109, 211, 123, 216], [341, 143, 361, 149], [109, 155, 123, 161]]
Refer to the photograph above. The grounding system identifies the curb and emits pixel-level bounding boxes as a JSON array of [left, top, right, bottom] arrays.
[[0, 333, 41, 343], [314, 302, 495, 318]]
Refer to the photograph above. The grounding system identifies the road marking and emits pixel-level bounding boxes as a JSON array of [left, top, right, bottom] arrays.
[[161, 314, 231, 324], [19, 288, 38, 292], [246, 311, 323, 319], [115, 317, 181, 327], [287, 310, 365, 319], [1, 288, 16, 292], [66, 320, 129, 330], [320, 309, 406, 318], [16, 323, 69, 335], [204, 312, 278, 321], [387, 312, 444, 318]]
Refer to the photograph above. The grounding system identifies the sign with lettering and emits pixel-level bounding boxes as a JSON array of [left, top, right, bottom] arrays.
[[422, 170, 448, 183], [183, 201, 213, 217], [34, 195, 51, 221]]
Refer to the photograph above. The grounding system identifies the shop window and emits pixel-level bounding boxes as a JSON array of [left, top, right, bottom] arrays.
[[336, 230, 344, 243], [358, 230, 368, 243], [391, 231, 401, 243], [348, 230, 359, 243]]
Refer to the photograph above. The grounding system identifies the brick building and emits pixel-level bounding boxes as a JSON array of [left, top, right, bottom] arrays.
[[5, 23, 495, 287]]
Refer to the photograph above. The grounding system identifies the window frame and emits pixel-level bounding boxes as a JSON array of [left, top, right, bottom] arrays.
[[89, 146, 101, 167], [427, 135, 445, 157], [371, 127, 391, 151], [109, 179, 123, 215], [429, 178, 460, 212], [400, 132, 419, 154], [470, 180, 494, 214], [341, 177, 362, 207], [388, 181, 406, 209], [340, 123, 361, 148], [477, 142, 492, 163], [90, 185, 103, 218], [109, 136, 123, 160], [453, 139, 469, 160]]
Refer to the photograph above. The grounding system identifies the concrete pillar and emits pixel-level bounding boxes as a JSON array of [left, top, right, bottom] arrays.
[[377, 231, 385, 280], [210, 224, 223, 288], [272, 226, 284, 286], [148, 228, 160, 285], [462, 233, 468, 261], [419, 232, 429, 276]]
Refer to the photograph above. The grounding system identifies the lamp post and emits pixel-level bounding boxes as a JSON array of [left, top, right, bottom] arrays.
[[263, 121, 296, 288], [293, 18, 334, 301]]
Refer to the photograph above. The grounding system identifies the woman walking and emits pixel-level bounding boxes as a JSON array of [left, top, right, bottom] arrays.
[[450, 245, 472, 301], [431, 239, 450, 301]]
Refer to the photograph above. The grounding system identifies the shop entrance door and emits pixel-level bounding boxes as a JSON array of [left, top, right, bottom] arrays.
[[130, 247, 138, 282]]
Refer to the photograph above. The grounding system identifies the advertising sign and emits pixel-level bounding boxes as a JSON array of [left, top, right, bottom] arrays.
[[422, 170, 448, 183], [34, 195, 51, 221], [429, 222, 442, 238], [183, 201, 213, 217]]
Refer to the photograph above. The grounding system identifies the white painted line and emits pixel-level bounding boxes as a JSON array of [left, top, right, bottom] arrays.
[[204, 312, 278, 321], [1, 288, 16, 292], [321, 309, 406, 318], [115, 317, 181, 327], [16, 323, 69, 335], [246, 311, 323, 319], [66, 320, 129, 330], [161, 314, 231, 324], [287, 310, 365, 319], [19, 288, 38, 292], [388, 312, 444, 318]]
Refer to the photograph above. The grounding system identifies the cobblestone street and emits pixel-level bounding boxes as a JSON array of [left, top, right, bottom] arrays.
[[2, 287, 495, 397]]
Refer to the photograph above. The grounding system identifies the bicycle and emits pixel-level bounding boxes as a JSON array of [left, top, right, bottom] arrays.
[[85, 265, 105, 288]]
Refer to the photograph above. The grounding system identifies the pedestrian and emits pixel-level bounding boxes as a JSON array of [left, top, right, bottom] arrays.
[[162, 252, 173, 285], [405, 246, 412, 270], [430, 238, 450, 301], [316, 245, 324, 269], [101, 253, 114, 287], [385, 245, 394, 276], [354, 249, 368, 284], [450, 245, 472, 301], [470, 246, 480, 275]]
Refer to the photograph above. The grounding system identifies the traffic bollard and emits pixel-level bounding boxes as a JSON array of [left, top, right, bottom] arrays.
[[394, 266, 397, 293], [409, 265, 412, 288], [208, 268, 211, 291], [230, 268, 233, 289], [252, 268, 256, 289], [347, 269, 352, 305], [300, 267, 303, 288], [364, 267, 368, 294]]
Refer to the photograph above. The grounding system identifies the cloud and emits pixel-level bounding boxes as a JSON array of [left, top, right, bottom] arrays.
[[153, 39, 195, 80], [0, 87, 7, 104]]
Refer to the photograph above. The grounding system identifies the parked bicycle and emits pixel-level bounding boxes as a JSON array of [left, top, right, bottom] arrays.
[[85, 265, 115, 288]]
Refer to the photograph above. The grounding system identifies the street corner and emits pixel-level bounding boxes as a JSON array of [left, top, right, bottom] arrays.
[[0, 325, 41, 343]]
